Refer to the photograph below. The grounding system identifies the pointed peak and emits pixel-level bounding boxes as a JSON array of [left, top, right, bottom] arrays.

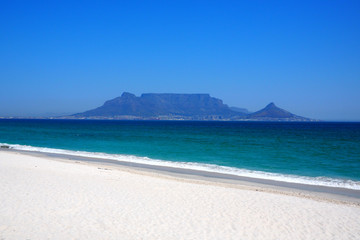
[[265, 102, 276, 108], [248, 102, 298, 119]]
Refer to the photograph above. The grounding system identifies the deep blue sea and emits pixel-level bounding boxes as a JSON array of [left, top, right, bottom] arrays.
[[1, 119, 359, 189]]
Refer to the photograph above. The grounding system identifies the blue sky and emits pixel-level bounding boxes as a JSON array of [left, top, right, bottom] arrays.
[[1, 0, 359, 120]]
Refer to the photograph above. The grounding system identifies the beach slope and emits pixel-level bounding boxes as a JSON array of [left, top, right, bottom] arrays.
[[0, 151, 359, 239]]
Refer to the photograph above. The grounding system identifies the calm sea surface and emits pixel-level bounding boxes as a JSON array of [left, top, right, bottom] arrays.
[[1, 119, 359, 189]]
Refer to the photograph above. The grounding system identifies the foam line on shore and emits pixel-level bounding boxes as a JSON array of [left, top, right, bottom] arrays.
[[1, 142, 360, 190]]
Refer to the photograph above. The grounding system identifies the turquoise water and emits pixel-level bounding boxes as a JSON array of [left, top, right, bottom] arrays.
[[1, 119, 360, 188]]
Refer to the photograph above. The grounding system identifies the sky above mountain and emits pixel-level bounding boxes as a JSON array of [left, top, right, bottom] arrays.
[[1, 0, 359, 120]]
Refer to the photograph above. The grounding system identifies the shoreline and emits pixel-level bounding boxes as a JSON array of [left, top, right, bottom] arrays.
[[3, 148, 360, 205]]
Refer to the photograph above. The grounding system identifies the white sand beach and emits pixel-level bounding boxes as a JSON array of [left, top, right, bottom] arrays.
[[1, 150, 360, 240]]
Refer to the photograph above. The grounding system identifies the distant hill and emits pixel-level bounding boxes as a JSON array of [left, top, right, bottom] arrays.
[[229, 107, 251, 114], [246, 103, 310, 121], [70, 92, 313, 121]]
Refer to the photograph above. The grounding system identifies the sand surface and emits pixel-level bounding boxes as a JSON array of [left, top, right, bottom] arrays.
[[1, 151, 360, 240]]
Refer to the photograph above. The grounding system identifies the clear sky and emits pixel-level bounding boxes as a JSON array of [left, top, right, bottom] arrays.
[[1, 0, 359, 120]]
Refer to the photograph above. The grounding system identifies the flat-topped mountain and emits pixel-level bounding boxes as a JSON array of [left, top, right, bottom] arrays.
[[72, 92, 241, 120], [71, 92, 313, 121]]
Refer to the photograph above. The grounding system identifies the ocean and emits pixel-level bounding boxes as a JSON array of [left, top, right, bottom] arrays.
[[0, 119, 359, 189]]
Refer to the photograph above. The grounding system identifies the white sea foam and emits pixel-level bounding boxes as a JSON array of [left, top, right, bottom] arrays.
[[2, 142, 360, 190]]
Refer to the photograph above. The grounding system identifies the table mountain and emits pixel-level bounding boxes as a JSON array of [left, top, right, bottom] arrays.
[[72, 92, 242, 120]]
